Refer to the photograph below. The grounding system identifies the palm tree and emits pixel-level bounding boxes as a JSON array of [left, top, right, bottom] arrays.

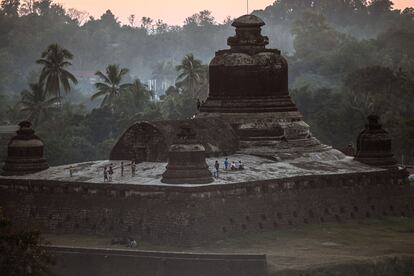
[[113, 79, 152, 115], [132, 79, 154, 100], [91, 64, 132, 108], [175, 54, 205, 98], [20, 82, 59, 127], [36, 43, 78, 102]]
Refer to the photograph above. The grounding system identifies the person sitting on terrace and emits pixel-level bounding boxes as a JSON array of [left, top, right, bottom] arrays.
[[238, 161, 244, 170]]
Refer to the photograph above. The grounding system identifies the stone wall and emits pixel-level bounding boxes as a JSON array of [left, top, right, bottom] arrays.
[[47, 246, 267, 276], [0, 170, 413, 245]]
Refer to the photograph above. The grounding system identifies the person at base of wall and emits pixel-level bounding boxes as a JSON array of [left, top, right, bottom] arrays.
[[127, 238, 137, 248], [231, 161, 237, 171]]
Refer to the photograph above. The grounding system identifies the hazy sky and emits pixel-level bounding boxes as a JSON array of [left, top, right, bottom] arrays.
[[57, 0, 414, 25]]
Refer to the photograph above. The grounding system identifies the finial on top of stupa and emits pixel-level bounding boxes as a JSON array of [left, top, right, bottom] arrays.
[[227, 14, 269, 50]]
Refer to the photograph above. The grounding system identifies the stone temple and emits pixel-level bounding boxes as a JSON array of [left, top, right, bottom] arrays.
[[111, 15, 328, 164], [0, 14, 412, 259], [198, 15, 323, 154]]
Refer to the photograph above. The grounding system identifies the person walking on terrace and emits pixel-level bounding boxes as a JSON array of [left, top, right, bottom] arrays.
[[214, 160, 220, 178], [108, 164, 114, 182], [131, 161, 136, 177], [224, 157, 229, 170], [103, 167, 108, 182]]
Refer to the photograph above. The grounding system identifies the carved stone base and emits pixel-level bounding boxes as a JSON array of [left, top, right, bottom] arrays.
[[161, 144, 214, 185]]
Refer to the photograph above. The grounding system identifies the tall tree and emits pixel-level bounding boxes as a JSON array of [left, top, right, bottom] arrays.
[[112, 79, 153, 123], [184, 10, 215, 27], [36, 43, 78, 102], [140, 16, 153, 33], [20, 82, 58, 126], [175, 54, 205, 99], [19, 0, 34, 15], [0, 0, 20, 17], [91, 64, 132, 108], [368, 0, 394, 14], [32, 0, 50, 16], [127, 14, 135, 26], [66, 8, 89, 25], [292, 11, 346, 60]]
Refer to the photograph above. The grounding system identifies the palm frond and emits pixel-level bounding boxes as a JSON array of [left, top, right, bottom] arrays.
[[95, 71, 111, 84], [91, 90, 109, 101]]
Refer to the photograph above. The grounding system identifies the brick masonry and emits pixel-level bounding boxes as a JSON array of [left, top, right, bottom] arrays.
[[0, 170, 413, 246]]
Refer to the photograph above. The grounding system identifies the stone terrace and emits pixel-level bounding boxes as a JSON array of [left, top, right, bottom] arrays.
[[0, 149, 382, 186]]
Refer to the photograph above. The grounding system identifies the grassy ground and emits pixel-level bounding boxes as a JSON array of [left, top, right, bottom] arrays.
[[44, 217, 414, 273]]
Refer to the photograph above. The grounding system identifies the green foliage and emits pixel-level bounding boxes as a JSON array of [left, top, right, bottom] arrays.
[[0, 207, 55, 276], [0, 0, 413, 165], [292, 11, 347, 60], [113, 79, 151, 113], [175, 54, 207, 100], [92, 64, 132, 108], [0, 0, 19, 17], [95, 138, 116, 160], [20, 82, 58, 126], [36, 43, 78, 100]]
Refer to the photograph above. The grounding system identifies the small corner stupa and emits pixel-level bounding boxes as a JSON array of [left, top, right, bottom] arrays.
[[161, 124, 214, 184], [354, 115, 398, 170], [197, 14, 328, 156], [2, 121, 49, 176]]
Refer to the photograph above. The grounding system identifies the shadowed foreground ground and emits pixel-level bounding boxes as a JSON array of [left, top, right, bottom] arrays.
[[44, 217, 414, 275]]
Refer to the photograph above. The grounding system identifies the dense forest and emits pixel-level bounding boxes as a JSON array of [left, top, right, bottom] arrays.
[[0, 0, 413, 165]]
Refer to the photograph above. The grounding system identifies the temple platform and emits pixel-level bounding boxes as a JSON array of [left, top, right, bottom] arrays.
[[0, 149, 382, 186]]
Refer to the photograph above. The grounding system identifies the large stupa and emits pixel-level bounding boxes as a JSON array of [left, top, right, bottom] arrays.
[[197, 15, 327, 155]]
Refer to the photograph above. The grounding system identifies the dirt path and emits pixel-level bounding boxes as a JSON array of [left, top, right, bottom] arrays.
[[44, 217, 414, 273]]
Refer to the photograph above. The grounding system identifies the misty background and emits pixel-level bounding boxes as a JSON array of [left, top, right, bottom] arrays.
[[0, 0, 413, 165]]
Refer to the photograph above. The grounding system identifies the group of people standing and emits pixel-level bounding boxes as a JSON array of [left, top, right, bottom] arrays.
[[213, 157, 244, 178], [99, 157, 244, 181], [103, 161, 137, 182]]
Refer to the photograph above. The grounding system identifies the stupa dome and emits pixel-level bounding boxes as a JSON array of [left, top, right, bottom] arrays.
[[354, 115, 397, 169], [2, 121, 49, 176], [200, 14, 295, 112]]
